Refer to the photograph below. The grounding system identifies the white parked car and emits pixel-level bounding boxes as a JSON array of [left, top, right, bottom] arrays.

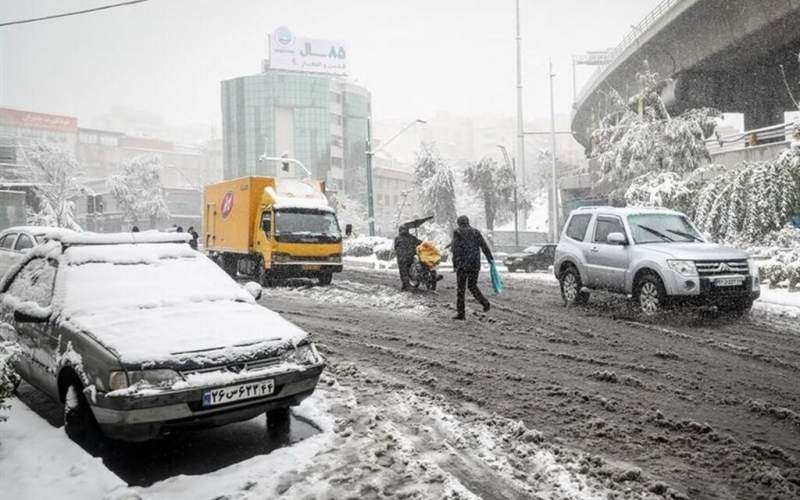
[[0, 226, 64, 280]]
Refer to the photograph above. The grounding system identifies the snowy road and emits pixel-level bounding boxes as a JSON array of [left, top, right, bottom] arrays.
[[258, 268, 800, 500]]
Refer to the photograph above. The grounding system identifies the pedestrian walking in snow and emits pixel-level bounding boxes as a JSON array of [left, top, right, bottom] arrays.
[[450, 215, 493, 320], [187, 226, 199, 250], [131, 225, 140, 233], [394, 225, 421, 291]]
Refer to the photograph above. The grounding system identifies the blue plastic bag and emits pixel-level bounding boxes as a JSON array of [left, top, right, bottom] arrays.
[[490, 260, 504, 295]]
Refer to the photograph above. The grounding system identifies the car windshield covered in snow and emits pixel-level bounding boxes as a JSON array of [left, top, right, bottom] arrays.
[[627, 213, 703, 244], [274, 209, 341, 243]]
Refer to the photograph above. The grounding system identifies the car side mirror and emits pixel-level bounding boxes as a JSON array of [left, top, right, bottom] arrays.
[[607, 232, 627, 246], [243, 281, 262, 301], [345, 224, 353, 237], [14, 309, 49, 323]]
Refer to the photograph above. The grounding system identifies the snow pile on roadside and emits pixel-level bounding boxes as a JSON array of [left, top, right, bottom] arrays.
[[263, 280, 428, 314], [0, 398, 128, 500]]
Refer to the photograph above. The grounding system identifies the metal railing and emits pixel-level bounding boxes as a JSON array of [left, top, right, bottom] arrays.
[[705, 122, 796, 153], [574, 0, 685, 106]]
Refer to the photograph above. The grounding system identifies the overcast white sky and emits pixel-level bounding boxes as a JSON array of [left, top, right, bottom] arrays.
[[0, 0, 660, 130]]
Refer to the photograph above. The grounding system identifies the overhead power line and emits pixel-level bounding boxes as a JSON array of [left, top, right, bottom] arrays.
[[0, 0, 149, 28]]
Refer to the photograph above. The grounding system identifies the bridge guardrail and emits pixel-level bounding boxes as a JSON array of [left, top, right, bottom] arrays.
[[705, 122, 796, 153]]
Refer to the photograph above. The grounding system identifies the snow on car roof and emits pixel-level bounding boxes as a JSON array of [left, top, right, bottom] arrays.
[[51, 230, 192, 246], [272, 197, 335, 212], [0, 226, 75, 236]]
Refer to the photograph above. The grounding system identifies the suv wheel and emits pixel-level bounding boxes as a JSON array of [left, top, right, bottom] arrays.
[[635, 274, 666, 316], [559, 266, 589, 306]]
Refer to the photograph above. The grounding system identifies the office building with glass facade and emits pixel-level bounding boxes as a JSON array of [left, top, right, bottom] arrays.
[[221, 68, 371, 196]]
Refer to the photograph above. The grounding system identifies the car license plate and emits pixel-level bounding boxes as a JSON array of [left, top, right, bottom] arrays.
[[715, 277, 743, 287], [304, 264, 321, 271], [202, 379, 274, 407]]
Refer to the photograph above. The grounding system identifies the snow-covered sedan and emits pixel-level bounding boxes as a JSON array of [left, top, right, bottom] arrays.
[[0, 231, 324, 442]]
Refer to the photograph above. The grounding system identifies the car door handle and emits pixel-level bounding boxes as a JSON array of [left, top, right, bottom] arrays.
[[590, 246, 599, 253]]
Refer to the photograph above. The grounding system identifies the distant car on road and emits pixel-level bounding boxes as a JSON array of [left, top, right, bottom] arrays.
[[554, 207, 760, 315], [0, 226, 65, 280], [0, 231, 324, 442], [504, 244, 556, 273]]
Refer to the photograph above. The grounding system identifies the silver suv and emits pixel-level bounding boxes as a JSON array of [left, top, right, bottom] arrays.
[[554, 207, 760, 314]]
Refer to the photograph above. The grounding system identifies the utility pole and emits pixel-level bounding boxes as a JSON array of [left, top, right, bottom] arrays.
[[365, 119, 376, 236], [515, 0, 526, 203], [497, 144, 519, 250], [548, 58, 559, 243]]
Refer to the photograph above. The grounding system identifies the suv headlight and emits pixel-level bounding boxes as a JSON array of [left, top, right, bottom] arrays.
[[109, 369, 182, 390], [667, 260, 697, 276], [282, 343, 322, 365]]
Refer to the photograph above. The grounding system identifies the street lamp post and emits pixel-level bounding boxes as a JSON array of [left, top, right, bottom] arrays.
[[497, 144, 519, 249], [365, 118, 426, 236], [548, 59, 559, 243]]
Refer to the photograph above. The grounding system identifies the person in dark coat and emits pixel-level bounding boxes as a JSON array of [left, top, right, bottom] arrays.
[[451, 215, 493, 320], [187, 226, 199, 250], [131, 225, 140, 233], [394, 225, 422, 291]]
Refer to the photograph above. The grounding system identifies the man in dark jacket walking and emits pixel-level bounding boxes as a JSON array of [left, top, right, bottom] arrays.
[[394, 225, 421, 290], [451, 215, 493, 320]]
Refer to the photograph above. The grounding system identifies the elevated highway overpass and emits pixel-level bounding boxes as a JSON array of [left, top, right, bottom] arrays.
[[571, 0, 800, 151]]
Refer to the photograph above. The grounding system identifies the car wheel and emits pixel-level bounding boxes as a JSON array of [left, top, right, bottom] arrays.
[[63, 379, 98, 444], [559, 266, 589, 306], [526, 263, 536, 273], [267, 407, 291, 435], [635, 274, 667, 316], [318, 273, 333, 286]]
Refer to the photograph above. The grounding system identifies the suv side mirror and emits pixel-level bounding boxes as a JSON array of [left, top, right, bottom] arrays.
[[345, 224, 353, 237], [607, 232, 627, 245]]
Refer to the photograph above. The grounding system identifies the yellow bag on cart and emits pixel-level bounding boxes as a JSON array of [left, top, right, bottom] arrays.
[[416, 241, 441, 268]]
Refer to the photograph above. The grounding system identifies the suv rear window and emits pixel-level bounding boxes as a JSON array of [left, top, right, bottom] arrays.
[[565, 214, 592, 241]]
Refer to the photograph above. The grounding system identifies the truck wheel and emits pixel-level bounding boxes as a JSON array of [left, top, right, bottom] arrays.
[[318, 273, 333, 286], [635, 274, 667, 316], [559, 266, 589, 306]]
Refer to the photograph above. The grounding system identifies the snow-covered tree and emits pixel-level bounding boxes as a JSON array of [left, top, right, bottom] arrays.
[[590, 63, 719, 188], [25, 144, 84, 230], [108, 154, 170, 227], [413, 142, 457, 229], [463, 156, 527, 231], [694, 152, 800, 243], [329, 191, 369, 236], [624, 172, 694, 214]]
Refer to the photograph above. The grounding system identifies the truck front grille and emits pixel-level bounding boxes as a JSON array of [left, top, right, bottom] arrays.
[[695, 260, 749, 276]]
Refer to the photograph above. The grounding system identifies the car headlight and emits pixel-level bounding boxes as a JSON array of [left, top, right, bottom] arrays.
[[109, 369, 183, 390], [749, 259, 761, 287], [282, 343, 322, 365], [667, 260, 697, 276]]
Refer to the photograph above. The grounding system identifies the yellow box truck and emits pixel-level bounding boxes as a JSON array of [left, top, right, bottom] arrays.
[[203, 176, 345, 285]]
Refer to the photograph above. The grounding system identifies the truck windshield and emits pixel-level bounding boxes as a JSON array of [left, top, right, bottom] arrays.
[[274, 209, 341, 243], [628, 214, 703, 244]]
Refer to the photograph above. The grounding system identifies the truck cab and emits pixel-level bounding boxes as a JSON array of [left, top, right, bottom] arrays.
[[204, 176, 343, 286]]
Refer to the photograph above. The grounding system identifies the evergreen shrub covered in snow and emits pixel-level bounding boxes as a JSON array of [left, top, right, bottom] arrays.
[[414, 143, 457, 229], [343, 236, 392, 257], [0, 342, 20, 422], [373, 241, 396, 261]]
